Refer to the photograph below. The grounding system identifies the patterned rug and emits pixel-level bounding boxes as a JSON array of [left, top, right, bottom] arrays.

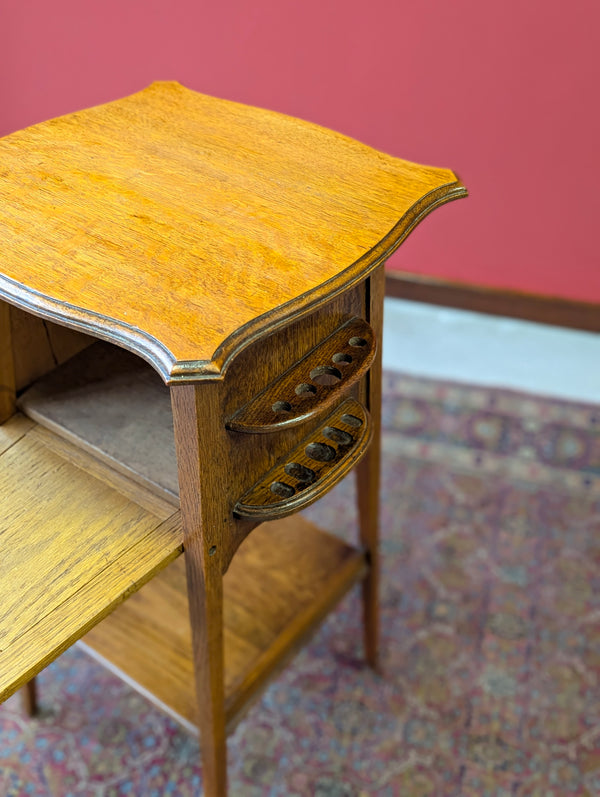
[[2, 371, 600, 796]]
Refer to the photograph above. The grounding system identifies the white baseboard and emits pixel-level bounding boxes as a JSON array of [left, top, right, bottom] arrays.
[[382, 298, 600, 404]]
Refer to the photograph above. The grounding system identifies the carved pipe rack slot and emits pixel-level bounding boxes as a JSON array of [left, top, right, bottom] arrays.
[[227, 317, 376, 433], [234, 397, 370, 520]]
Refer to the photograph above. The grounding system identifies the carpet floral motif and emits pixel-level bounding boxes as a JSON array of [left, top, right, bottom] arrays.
[[2, 372, 600, 795]]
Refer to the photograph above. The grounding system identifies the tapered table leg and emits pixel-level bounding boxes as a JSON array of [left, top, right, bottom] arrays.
[[172, 384, 229, 796], [356, 266, 384, 671]]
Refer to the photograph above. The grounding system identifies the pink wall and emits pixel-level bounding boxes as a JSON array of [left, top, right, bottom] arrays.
[[2, 0, 599, 302]]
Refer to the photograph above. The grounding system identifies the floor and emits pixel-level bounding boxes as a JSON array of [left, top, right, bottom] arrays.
[[382, 298, 600, 403]]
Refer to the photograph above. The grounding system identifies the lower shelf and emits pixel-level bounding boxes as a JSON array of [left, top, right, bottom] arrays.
[[80, 515, 367, 731]]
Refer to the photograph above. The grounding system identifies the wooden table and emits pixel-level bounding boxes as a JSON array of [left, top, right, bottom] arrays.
[[0, 82, 466, 795]]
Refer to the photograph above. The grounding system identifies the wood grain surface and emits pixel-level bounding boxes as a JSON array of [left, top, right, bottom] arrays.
[[81, 515, 366, 731], [0, 426, 182, 702], [0, 413, 34, 456], [0, 81, 465, 381], [356, 265, 385, 669], [10, 305, 93, 393], [234, 397, 371, 520], [227, 316, 375, 433], [0, 301, 15, 423]]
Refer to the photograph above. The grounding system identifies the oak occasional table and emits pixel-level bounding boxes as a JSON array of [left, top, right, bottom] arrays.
[[0, 82, 466, 795]]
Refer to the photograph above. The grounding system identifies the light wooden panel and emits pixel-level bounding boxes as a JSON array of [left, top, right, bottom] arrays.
[[0, 413, 33, 456], [0, 428, 182, 702], [82, 515, 366, 730], [28, 425, 176, 521], [0, 81, 465, 380]]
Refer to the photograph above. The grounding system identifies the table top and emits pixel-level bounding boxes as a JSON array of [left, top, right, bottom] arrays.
[[0, 81, 465, 382]]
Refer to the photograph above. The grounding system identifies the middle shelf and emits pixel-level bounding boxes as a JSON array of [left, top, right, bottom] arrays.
[[18, 338, 371, 521]]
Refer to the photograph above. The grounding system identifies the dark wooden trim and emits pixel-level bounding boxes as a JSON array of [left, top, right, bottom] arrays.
[[385, 271, 600, 333]]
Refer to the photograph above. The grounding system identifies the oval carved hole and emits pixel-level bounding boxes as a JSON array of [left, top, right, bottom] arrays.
[[349, 336, 368, 348], [309, 366, 342, 386], [272, 400, 292, 413], [305, 441, 337, 462], [270, 481, 295, 498], [323, 426, 353, 446], [341, 413, 363, 428], [295, 382, 317, 396], [285, 462, 317, 483], [332, 352, 352, 365]]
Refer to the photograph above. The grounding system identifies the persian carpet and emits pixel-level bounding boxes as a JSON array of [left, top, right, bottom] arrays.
[[2, 371, 600, 796]]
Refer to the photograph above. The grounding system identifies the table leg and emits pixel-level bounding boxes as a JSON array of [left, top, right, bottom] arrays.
[[20, 677, 38, 717], [172, 383, 229, 796], [0, 301, 16, 423], [356, 266, 384, 671]]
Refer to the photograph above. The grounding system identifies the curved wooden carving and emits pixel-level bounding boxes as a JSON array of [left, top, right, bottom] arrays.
[[227, 317, 375, 433], [0, 82, 467, 383], [234, 398, 371, 520]]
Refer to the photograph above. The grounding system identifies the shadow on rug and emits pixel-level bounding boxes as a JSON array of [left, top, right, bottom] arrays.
[[2, 371, 600, 796]]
